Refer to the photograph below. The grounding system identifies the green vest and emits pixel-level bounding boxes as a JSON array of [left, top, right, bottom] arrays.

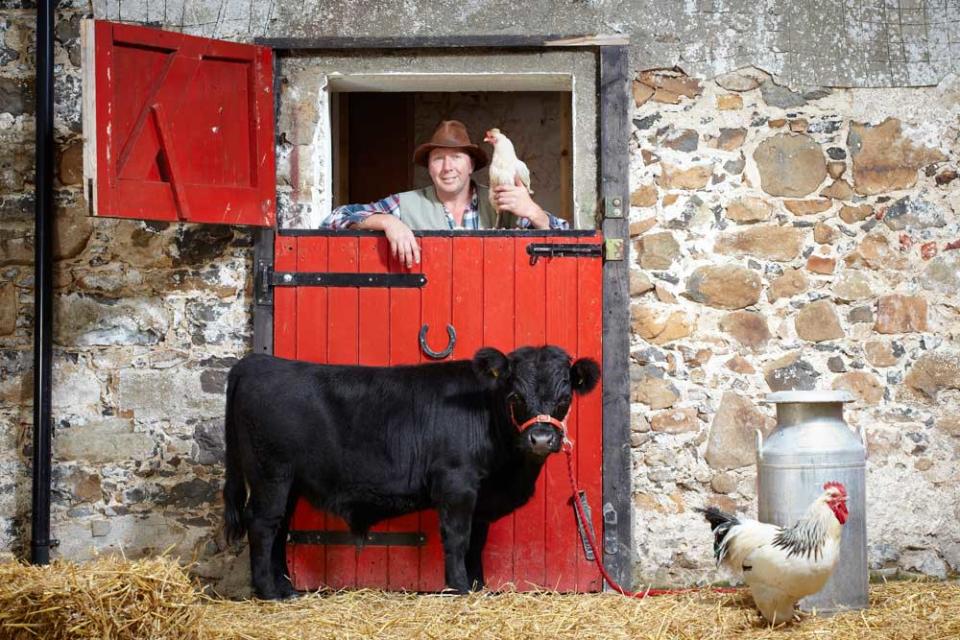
[[396, 183, 517, 231]]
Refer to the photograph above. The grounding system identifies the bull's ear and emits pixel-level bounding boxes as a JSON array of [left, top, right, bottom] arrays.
[[473, 347, 510, 389], [570, 358, 600, 394]]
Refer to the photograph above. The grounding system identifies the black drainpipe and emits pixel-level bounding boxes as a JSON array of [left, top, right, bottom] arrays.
[[31, 0, 57, 565]]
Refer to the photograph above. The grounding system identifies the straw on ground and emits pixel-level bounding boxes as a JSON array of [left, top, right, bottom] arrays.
[[1, 556, 956, 640]]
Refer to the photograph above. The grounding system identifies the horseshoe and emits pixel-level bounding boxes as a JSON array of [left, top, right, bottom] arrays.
[[419, 324, 456, 360]]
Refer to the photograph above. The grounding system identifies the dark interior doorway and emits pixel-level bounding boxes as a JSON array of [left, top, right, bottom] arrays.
[[333, 91, 573, 224]]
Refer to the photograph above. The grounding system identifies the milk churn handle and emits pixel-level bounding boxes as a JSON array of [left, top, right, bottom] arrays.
[[755, 429, 764, 462], [858, 424, 868, 460]]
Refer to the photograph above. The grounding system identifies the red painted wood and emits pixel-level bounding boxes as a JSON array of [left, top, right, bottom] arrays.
[[450, 237, 483, 361], [576, 236, 604, 591], [282, 233, 603, 593], [418, 237, 454, 592], [543, 238, 581, 591], [480, 237, 516, 588], [287, 235, 328, 589], [323, 237, 360, 589], [355, 236, 392, 586], [88, 20, 274, 226], [273, 235, 297, 360], [512, 237, 548, 589], [385, 246, 422, 591]]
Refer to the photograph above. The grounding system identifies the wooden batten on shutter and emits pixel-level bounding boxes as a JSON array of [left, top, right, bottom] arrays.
[[81, 20, 275, 226]]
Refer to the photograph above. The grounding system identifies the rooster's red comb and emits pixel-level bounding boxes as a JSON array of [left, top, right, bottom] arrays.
[[823, 481, 847, 495]]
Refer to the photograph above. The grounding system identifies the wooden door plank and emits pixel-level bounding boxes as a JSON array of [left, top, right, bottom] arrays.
[[288, 235, 328, 590], [385, 244, 422, 591], [324, 236, 360, 589], [418, 236, 453, 592], [576, 236, 604, 591], [512, 235, 548, 589], [480, 236, 515, 588], [355, 236, 392, 587], [450, 237, 483, 361], [543, 238, 580, 591]]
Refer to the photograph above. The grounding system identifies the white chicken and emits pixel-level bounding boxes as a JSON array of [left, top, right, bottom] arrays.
[[697, 482, 849, 625], [483, 128, 532, 227]]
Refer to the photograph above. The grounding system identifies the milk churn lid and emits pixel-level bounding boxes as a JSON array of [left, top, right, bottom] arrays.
[[765, 390, 855, 403]]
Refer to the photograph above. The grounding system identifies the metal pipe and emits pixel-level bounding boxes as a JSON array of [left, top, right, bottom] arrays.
[[31, 0, 57, 565]]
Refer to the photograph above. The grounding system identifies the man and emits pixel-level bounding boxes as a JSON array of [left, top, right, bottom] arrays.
[[320, 120, 569, 267]]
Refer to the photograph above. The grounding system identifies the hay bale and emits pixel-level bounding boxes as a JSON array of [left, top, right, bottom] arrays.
[[0, 555, 203, 640]]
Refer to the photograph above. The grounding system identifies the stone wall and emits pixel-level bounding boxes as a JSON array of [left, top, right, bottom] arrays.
[[0, 2, 958, 596], [627, 67, 960, 584], [0, 3, 256, 594]]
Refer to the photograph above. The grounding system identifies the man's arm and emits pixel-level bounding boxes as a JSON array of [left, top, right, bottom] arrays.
[[319, 195, 420, 267]]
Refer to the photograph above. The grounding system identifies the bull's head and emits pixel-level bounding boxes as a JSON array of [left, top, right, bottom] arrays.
[[473, 346, 600, 458]]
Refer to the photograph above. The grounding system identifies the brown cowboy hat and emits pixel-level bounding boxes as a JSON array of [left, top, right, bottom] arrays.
[[412, 120, 489, 170]]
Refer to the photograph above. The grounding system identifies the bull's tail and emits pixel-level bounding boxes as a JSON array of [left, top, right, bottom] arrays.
[[223, 366, 247, 544]]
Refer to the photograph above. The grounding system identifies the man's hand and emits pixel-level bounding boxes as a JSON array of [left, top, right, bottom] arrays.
[[356, 214, 420, 268], [383, 216, 420, 268], [492, 177, 550, 229]]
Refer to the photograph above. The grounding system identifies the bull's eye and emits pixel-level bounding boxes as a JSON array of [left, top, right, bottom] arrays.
[[508, 393, 527, 415]]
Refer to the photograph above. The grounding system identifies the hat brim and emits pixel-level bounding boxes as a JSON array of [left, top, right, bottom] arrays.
[[413, 143, 489, 171]]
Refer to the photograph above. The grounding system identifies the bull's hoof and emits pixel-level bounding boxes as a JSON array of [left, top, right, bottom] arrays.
[[255, 586, 299, 601]]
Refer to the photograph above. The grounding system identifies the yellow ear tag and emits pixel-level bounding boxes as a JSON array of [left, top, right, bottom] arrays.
[[491, 369, 499, 378]]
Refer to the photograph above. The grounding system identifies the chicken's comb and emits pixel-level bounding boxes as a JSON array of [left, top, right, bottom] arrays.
[[823, 481, 847, 495]]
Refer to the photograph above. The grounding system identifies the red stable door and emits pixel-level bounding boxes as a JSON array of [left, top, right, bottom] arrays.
[[274, 230, 604, 592]]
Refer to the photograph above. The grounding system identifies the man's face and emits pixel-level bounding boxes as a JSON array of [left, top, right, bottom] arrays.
[[428, 148, 474, 198]]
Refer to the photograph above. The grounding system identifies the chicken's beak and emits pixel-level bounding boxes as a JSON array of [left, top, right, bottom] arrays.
[[483, 131, 494, 145]]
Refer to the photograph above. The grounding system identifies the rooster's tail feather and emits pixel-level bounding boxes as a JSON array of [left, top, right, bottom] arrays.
[[695, 506, 740, 565]]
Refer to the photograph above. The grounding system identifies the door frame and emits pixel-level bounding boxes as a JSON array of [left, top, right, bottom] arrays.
[[252, 35, 633, 590]]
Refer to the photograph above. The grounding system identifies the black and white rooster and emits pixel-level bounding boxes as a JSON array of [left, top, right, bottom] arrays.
[[697, 482, 849, 624]]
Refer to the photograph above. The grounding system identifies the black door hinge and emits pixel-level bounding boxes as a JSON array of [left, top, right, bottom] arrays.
[[255, 260, 427, 305]]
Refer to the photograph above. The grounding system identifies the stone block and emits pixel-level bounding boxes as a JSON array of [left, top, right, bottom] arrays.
[[657, 163, 712, 190], [716, 225, 805, 262], [637, 232, 680, 270], [764, 353, 819, 391], [686, 264, 761, 309], [832, 371, 883, 404], [0, 284, 16, 335], [784, 198, 832, 216], [55, 294, 169, 347], [630, 184, 658, 208], [119, 367, 223, 421], [754, 134, 827, 197], [705, 392, 771, 470], [55, 418, 155, 464], [849, 118, 947, 195], [904, 351, 960, 402], [768, 268, 809, 302], [875, 295, 927, 334], [725, 196, 772, 223], [720, 311, 771, 350], [630, 305, 694, 345], [796, 300, 844, 342], [650, 407, 699, 434]]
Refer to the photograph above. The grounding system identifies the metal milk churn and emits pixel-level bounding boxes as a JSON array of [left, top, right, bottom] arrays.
[[757, 390, 868, 613]]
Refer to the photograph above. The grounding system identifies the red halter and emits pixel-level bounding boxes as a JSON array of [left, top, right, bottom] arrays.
[[510, 403, 569, 435]]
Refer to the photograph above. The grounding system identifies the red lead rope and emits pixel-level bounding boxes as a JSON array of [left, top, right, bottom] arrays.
[[512, 406, 736, 598], [561, 441, 738, 598]]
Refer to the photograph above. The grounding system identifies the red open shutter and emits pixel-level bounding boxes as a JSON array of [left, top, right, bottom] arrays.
[[81, 20, 275, 226]]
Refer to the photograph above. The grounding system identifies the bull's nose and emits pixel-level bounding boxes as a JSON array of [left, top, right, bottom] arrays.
[[528, 430, 558, 455]]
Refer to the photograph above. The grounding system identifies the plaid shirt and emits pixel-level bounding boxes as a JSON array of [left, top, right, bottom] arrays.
[[320, 184, 569, 230]]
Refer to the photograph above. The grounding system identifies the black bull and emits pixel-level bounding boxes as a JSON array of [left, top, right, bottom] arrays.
[[223, 345, 600, 599]]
